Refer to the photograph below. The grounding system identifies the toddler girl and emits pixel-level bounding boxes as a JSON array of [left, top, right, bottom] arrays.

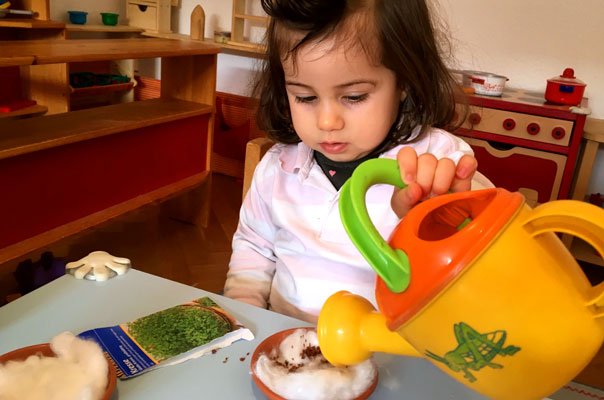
[[224, 0, 491, 322]]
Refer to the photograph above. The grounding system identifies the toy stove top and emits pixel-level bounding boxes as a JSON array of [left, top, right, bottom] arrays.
[[468, 87, 589, 118]]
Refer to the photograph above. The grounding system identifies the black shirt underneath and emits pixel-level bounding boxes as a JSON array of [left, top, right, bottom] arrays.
[[314, 151, 379, 190]]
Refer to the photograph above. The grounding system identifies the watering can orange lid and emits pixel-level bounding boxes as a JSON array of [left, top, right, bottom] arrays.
[[376, 188, 524, 331]]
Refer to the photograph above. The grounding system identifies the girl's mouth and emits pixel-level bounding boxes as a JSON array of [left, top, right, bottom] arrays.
[[320, 142, 348, 154]]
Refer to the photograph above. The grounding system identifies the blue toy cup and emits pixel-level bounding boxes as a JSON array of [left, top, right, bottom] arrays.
[[68, 11, 88, 25]]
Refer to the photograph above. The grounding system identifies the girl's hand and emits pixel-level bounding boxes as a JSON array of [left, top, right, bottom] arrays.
[[391, 146, 477, 218]]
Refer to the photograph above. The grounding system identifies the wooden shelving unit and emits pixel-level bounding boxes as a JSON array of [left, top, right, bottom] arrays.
[[2, 38, 219, 114], [0, 38, 219, 265], [229, 0, 268, 50]]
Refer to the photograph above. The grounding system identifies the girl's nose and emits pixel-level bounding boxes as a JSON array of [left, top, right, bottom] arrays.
[[317, 103, 344, 132]]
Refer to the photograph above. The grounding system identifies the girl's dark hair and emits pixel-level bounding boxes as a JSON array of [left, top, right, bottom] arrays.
[[255, 0, 465, 152]]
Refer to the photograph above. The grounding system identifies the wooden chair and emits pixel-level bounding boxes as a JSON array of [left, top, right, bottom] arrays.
[[242, 137, 274, 200]]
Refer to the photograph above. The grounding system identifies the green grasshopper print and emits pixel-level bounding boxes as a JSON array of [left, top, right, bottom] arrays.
[[425, 322, 521, 383]]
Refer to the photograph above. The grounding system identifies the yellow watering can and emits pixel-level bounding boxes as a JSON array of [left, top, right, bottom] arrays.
[[317, 158, 604, 400]]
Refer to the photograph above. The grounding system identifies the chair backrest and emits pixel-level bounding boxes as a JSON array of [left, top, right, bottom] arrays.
[[242, 137, 275, 201]]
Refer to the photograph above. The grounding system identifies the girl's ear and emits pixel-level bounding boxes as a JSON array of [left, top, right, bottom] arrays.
[[400, 90, 407, 102]]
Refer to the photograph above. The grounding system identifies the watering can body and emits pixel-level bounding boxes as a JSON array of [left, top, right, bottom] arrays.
[[318, 158, 604, 400]]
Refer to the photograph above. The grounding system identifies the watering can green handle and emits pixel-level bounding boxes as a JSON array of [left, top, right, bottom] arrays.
[[339, 158, 411, 293]]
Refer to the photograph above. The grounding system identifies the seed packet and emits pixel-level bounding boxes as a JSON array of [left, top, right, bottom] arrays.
[[78, 297, 254, 379]]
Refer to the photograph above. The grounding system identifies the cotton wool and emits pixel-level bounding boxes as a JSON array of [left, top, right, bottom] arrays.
[[254, 329, 377, 400], [0, 332, 109, 400]]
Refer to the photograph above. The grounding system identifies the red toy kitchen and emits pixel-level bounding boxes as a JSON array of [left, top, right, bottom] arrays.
[[455, 87, 588, 207]]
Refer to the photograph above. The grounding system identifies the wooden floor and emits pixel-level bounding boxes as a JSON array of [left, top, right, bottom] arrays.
[[0, 173, 243, 305]]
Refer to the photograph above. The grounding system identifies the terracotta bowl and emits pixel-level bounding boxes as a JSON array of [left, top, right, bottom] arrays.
[[0, 343, 117, 400], [251, 327, 378, 400]]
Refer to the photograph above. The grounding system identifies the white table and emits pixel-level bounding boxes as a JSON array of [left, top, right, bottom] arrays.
[[0, 269, 581, 399]]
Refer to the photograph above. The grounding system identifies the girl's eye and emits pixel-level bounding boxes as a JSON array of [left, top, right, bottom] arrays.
[[294, 96, 316, 104], [344, 94, 368, 103]]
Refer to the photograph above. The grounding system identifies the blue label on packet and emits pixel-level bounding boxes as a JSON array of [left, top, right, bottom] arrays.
[[79, 326, 157, 378]]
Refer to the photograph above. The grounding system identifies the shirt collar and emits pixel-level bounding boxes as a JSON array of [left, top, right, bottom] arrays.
[[276, 132, 429, 177], [277, 142, 314, 178]]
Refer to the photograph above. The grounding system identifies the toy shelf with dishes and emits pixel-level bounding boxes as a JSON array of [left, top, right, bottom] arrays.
[[229, 0, 268, 51]]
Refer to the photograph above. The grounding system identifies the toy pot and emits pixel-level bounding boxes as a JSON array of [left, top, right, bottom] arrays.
[[317, 158, 604, 400]]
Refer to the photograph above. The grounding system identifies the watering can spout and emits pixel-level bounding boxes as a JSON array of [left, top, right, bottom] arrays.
[[317, 291, 421, 366]]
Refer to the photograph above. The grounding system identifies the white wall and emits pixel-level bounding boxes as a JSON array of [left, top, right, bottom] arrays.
[[50, 0, 604, 194]]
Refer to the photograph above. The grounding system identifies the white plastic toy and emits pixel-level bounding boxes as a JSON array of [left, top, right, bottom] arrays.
[[66, 251, 131, 281]]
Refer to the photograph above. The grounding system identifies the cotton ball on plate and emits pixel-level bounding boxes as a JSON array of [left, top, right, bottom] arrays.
[[0, 332, 109, 400], [255, 328, 377, 400]]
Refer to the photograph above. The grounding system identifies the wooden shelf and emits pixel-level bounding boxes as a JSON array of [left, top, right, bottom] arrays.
[[140, 31, 266, 56], [70, 82, 134, 98], [0, 104, 47, 119], [141, 31, 190, 40], [213, 39, 265, 56], [0, 97, 212, 160], [0, 18, 64, 29], [233, 13, 269, 23], [0, 35, 218, 263], [65, 24, 144, 33], [0, 55, 34, 66], [0, 38, 220, 64]]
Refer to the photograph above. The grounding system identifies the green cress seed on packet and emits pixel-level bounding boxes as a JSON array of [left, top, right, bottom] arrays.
[[78, 297, 254, 378]]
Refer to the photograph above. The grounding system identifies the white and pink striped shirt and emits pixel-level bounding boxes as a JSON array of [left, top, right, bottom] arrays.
[[224, 128, 492, 322]]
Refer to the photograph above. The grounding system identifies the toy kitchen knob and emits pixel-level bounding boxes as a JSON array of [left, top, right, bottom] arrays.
[[552, 126, 566, 140], [318, 158, 604, 400], [503, 118, 516, 130], [527, 122, 540, 135], [469, 113, 481, 125]]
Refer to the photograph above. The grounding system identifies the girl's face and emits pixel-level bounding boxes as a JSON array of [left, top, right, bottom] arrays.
[[283, 38, 402, 162]]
